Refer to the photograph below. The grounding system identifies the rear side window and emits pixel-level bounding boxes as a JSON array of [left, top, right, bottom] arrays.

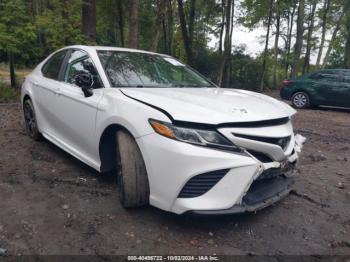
[[344, 76, 350, 84], [310, 72, 339, 82], [318, 73, 339, 82], [42, 50, 67, 80]]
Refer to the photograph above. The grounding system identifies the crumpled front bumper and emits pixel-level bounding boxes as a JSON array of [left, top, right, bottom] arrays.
[[191, 176, 294, 215], [137, 122, 305, 215]]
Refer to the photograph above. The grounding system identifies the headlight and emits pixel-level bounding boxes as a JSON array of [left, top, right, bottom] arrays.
[[149, 119, 241, 152]]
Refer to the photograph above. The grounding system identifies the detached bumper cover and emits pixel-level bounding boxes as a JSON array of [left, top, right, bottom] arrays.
[[191, 176, 294, 215]]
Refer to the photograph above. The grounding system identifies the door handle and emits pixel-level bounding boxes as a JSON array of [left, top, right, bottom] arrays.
[[54, 88, 61, 96]]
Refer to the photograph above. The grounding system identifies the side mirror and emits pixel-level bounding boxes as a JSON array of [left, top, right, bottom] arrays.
[[74, 73, 94, 97]]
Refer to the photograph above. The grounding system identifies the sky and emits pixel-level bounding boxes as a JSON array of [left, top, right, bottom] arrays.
[[209, 26, 329, 65]]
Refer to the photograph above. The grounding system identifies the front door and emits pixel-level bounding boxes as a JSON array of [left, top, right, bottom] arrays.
[[53, 49, 104, 166]]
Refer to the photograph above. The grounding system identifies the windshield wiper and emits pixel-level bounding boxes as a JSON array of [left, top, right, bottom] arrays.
[[171, 84, 210, 88]]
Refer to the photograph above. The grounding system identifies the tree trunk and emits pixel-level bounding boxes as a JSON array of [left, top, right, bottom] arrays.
[[345, 25, 350, 68], [291, 0, 305, 78], [8, 52, 16, 88], [188, 0, 196, 50], [177, 0, 194, 64], [117, 0, 125, 47], [322, 12, 344, 68], [273, 4, 280, 89], [61, 0, 69, 45], [260, 0, 274, 92], [303, 0, 317, 74], [151, 0, 166, 52], [82, 0, 96, 42], [345, 2, 350, 68], [218, 0, 225, 55], [285, 0, 297, 78], [128, 0, 139, 48], [165, 0, 174, 55], [218, 0, 234, 88], [316, 0, 330, 67]]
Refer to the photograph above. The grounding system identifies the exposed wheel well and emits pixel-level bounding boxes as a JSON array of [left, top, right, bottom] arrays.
[[23, 94, 31, 104], [98, 124, 134, 173]]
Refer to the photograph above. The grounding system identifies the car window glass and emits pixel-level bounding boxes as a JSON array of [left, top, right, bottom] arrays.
[[42, 50, 67, 80], [64, 50, 102, 89], [317, 73, 339, 83], [343, 76, 350, 84], [98, 51, 214, 88]]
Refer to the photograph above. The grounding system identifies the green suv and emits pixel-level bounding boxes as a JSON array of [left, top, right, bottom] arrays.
[[280, 69, 350, 109]]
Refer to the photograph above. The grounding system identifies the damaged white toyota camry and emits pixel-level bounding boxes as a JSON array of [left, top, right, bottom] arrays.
[[21, 45, 305, 215]]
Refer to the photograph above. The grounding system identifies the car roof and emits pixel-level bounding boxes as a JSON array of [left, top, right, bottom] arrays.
[[318, 69, 350, 74], [58, 45, 168, 57]]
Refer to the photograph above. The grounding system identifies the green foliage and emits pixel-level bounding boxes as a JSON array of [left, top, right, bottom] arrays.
[[0, 0, 36, 54], [0, 82, 20, 102], [230, 46, 261, 89], [34, 0, 87, 59], [0, 0, 349, 94]]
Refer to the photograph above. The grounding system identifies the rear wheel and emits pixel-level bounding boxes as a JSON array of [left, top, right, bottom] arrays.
[[116, 129, 150, 208], [291, 92, 310, 109], [23, 99, 41, 141]]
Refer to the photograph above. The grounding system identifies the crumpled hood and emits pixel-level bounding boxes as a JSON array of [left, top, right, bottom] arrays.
[[120, 88, 296, 125]]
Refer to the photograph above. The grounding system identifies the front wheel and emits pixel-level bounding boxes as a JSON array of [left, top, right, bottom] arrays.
[[291, 92, 310, 109], [116, 129, 150, 208]]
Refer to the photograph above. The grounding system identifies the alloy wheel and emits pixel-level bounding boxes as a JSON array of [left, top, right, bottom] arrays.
[[292, 92, 309, 108], [24, 101, 38, 138]]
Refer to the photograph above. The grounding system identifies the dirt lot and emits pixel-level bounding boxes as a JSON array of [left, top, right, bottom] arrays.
[[0, 95, 350, 256]]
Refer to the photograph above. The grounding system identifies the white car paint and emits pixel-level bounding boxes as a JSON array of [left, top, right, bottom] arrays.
[[21, 45, 304, 214], [120, 87, 296, 124]]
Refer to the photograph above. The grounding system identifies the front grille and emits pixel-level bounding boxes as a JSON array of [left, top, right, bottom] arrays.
[[233, 134, 291, 151], [178, 169, 230, 198], [247, 150, 273, 163]]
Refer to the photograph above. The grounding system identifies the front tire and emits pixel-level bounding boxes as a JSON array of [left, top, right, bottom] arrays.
[[23, 99, 41, 141], [116, 129, 150, 208], [291, 92, 310, 109]]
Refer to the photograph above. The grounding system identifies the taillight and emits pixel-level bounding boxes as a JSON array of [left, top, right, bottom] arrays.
[[282, 79, 293, 86]]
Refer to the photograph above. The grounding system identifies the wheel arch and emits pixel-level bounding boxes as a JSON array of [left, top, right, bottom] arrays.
[[293, 88, 316, 104], [22, 94, 31, 106], [98, 123, 136, 173]]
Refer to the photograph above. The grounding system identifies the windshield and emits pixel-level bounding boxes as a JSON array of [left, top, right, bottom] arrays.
[[97, 51, 214, 88]]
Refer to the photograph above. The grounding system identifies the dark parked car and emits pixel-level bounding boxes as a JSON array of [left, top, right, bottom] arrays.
[[280, 69, 350, 109]]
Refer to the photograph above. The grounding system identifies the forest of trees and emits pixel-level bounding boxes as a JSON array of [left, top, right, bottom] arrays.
[[0, 0, 350, 90]]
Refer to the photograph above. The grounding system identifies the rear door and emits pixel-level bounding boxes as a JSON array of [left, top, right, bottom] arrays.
[[33, 50, 68, 136], [338, 75, 350, 107], [313, 71, 343, 106]]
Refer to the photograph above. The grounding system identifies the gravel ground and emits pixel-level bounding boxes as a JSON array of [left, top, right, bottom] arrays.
[[0, 95, 349, 256]]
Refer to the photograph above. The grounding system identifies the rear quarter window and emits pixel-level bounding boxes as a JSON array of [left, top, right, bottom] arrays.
[[41, 50, 67, 80]]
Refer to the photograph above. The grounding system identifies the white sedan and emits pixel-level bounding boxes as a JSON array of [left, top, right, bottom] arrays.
[[21, 45, 304, 215]]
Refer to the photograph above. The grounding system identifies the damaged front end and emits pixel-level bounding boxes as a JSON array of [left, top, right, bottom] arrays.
[[191, 119, 306, 215]]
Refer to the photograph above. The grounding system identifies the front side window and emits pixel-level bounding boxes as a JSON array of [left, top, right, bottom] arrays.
[[42, 50, 67, 80], [98, 51, 214, 88], [64, 50, 102, 89]]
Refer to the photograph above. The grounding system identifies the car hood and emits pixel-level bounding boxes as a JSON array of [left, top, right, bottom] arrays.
[[120, 88, 296, 125]]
